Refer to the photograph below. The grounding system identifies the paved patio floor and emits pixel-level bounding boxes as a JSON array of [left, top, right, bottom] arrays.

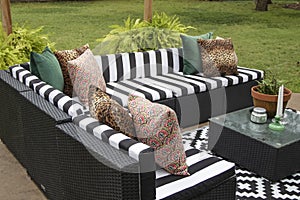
[[0, 93, 299, 199]]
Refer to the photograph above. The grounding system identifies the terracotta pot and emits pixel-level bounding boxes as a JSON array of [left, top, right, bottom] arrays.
[[251, 85, 292, 118]]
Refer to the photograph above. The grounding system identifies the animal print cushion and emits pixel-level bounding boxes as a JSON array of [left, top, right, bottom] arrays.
[[128, 95, 189, 176], [67, 49, 106, 105], [198, 38, 239, 77], [54, 44, 89, 97], [88, 85, 136, 139]]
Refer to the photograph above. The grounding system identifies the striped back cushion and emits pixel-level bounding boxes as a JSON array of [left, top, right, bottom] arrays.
[[9, 65, 85, 117], [94, 48, 183, 83]]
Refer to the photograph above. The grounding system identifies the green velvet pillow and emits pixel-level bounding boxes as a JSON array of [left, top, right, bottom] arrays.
[[30, 47, 64, 91], [181, 32, 213, 75]]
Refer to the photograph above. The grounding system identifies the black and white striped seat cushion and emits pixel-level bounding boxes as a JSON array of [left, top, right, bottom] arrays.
[[94, 48, 183, 83], [155, 148, 235, 200], [106, 79, 174, 107], [72, 114, 154, 163], [129, 67, 264, 97], [9, 65, 85, 117]]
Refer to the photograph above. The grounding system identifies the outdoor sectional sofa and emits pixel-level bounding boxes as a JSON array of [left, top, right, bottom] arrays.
[[0, 47, 263, 200]]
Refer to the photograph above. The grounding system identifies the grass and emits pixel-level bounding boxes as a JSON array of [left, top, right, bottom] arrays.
[[9, 0, 300, 92]]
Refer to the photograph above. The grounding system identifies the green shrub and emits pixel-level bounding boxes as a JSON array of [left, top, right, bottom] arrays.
[[94, 12, 194, 54], [0, 23, 55, 70]]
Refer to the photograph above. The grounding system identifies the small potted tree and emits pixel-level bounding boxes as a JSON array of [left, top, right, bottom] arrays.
[[251, 71, 292, 118]]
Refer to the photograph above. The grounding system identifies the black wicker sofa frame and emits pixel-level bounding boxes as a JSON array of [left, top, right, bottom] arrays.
[[0, 47, 263, 199], [0, 70, 237, 200]]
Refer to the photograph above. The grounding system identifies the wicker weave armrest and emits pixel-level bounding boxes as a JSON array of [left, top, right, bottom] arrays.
[[20, 90, 71, 123], [56, 122, 156, 200], [56, 122, 140, 172], [0, 70, 31, 92]]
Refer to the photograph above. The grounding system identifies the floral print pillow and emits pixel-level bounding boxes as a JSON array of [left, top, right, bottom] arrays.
[[67, 49, 106, 105], [128, 95, 189, 176], [54, 44, 89, 97]]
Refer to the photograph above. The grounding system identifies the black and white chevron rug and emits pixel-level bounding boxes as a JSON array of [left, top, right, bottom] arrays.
[[182, 126, 300, 200]]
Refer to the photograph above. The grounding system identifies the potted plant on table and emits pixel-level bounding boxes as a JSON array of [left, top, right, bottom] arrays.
[[251, 71, 292, 118]]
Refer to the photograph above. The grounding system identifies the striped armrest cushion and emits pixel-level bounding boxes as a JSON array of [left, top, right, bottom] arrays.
[[9, 65, 85, 117], [94, 48, 184, 83], [72, 114, 155, 170]]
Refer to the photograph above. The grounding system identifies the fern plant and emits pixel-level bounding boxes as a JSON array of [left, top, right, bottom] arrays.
[[94, 12, 194, 54], [0, 23, 55, 70]]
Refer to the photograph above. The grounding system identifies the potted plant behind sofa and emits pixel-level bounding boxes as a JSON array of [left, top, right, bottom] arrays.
[[251, 71, 292, 118]]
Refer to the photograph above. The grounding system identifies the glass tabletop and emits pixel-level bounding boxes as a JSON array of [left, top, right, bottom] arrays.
[[209, 107, 300, 148]]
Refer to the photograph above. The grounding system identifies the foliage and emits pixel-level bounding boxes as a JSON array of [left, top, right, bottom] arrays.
[[144, 12, 195, 33], [0, 23, 55, 70], [256, 71, 285, 95], [10, 0, 300, 92], [94, 12, 194, 54], [94, 27, 184, 54]]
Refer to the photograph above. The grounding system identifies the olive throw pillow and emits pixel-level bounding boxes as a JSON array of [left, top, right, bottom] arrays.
[[181, 32, 213, 75], [67, 49, 106, 105], [88, 85, 136, 139], [30, 46, 64, 91], [198, 38, 239, 77], [128, 95, 189, 176], [54, 44, 89, 97]]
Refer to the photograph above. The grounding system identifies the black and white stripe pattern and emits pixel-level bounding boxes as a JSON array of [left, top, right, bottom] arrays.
[[72, 114, 154, 162], [155, 148, 235, 200], [106, 79, 174, 107], [105, 67, 262, 98], [9, 65, 85, 117], [94, 48, 183, 83], [104, 67, 263, 106], [163, 67, 262, 97]]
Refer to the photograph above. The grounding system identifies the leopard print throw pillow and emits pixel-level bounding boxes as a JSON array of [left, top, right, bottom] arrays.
[[88, 85, 136, 139], [198, 38, 239, 77]]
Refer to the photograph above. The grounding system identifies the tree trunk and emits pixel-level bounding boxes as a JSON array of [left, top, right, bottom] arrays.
[[144, 0, 153, 22], [1, 0, 13, 35], [255, 0, 269, 11]]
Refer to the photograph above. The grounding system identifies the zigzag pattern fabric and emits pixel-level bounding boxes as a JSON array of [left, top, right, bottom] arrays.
[[9, 65, 85, 117], [182, 125, 300, 200]]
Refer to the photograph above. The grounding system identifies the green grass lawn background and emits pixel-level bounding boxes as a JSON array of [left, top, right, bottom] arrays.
[[9, 0, 300, 92]]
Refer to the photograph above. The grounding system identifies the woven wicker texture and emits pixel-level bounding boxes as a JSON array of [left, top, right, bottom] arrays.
[[209, 122, 300, 181], [19, 91, 70, 199], [1, 72, 238, 200], [187, 176, 236, 200], [0, 70, 30, 92], [21, 91, 71, 123], [0, 74, 28, 168], [56, 123, 146, 200]]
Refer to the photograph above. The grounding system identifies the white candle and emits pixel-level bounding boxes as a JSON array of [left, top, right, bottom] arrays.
[[275, 85, 284, 118], [279, 85, 284, 117]]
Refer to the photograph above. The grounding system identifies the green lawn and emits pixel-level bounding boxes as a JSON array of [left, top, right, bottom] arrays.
[[10, 0, 300, 92]]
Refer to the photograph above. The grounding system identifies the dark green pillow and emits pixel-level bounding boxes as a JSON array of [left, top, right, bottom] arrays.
[[181, 32, 213, 75], [30, 47, 64, 91]]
